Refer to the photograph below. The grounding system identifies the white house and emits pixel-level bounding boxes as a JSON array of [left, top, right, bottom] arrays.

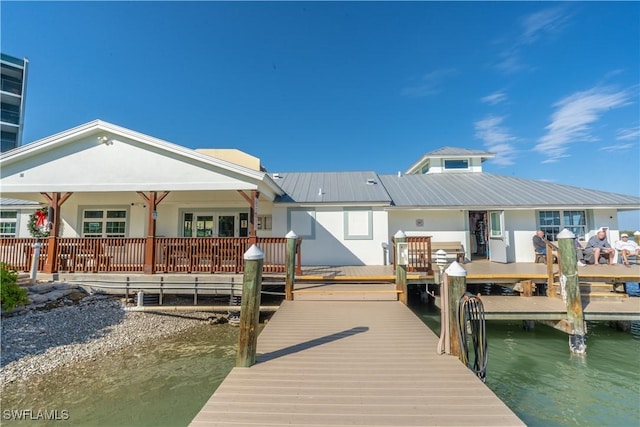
[[1, 121, 638, 272]]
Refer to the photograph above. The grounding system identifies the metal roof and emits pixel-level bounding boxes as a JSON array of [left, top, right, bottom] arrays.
[[273, 171, 392, 204], [421, 147, 495, 158], [0, 198, 40, 207], [378, 173, 640, 208]]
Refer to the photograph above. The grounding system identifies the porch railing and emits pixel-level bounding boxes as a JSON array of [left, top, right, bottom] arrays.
[[0, 236, 302, 275], [0, 238, 49, 271]]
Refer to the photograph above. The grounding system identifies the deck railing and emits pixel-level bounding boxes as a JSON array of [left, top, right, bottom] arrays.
[[0, 236, 301, 275], [391, 235, 433, 273], [0, 238, 49, 271]]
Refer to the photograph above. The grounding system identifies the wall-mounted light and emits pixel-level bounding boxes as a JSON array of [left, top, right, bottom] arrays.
[[97, 135, 111, 145]]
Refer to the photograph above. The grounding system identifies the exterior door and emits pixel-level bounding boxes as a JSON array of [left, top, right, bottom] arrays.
[[218, 215, 235, 237], [488, 210, 508, 263]]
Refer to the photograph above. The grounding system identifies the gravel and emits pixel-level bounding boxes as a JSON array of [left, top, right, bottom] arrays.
[[1, 293, 217, 387]]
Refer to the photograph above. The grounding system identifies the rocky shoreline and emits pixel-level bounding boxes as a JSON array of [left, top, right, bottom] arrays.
[[1, 283, 223, 387]]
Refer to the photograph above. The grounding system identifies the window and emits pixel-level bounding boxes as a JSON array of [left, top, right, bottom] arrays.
[[82, 209, 127, 237], [344, 209, 373, 240], [489, 211, 503, 238], [537, 210, 586, 241], [257, 215, 272, 230], [287, 208, 315, 239], [0, 211, 17, 237], [444, 159, 468, 169]]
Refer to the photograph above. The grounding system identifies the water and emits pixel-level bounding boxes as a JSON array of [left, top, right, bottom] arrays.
[[2, 288, 639, 427], [414, 283, 640, 427], [1, 325, 239, 427]]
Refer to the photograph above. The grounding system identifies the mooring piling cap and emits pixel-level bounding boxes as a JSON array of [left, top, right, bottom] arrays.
[[244, 244, 264, 260], [557, 228, 575, 239], [285, 230, 298, 239], [445, 261, 467, 277], [394, 230, 406, 238]]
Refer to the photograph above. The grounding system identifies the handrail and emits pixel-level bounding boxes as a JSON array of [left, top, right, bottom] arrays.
[[545, 241, 558, 297], [0, 236, 297, 275]]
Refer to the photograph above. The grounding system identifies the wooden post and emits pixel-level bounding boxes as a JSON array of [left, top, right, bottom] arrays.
[[295, 237, 303, 275], [236, 244, 264, 367], [237, 190, 260, 245], [634, 231, 640, 246], [545, 241, 555, 298], [41, 192, 72, 274], [394, 230, 407, 304], [557, 228, 586, 354], [446, 262, 467, 358], [285, 231, 297, 301], [521, 280, 533, 297], [138, 191, 169, 274]]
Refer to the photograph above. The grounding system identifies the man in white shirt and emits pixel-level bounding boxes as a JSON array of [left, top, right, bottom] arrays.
[[615, 233, 639, 266]]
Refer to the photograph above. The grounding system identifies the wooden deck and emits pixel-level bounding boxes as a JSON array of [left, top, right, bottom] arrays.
[[190, 301, 524, 427], [295, 262, 640, 284]]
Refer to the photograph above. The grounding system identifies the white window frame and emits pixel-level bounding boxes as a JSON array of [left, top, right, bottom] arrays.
[[81, 208, 128, 237], [537, 210, 587, 240], [443, 158, 469, 170], [0, 210, 18, 237], [257, 215, 272, 230]]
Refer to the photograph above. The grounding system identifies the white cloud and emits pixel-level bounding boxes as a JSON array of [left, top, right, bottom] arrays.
[[401, 68, 457, 97], [474, 115, 517, 165], [616, 126, 640, 141], [599, 143, 635, 152], [495, 6, 570, 74], [481, 91, 507, 106], [520, 6, 570, 44], [535, 87, 631, 162]]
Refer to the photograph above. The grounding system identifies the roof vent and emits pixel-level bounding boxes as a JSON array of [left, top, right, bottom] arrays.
[[273, 173, 281, 179], [397, 171, 402, 177], [366, 178, 376, 185]]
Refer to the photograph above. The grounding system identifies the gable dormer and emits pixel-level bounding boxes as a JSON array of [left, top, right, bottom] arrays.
[[405, 147, 495, 174]]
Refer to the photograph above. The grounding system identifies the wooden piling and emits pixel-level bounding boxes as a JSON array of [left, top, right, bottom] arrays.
[[446, 262, 467, 358], [557, 229, 586, 354], [236, 244, 264, 367], [394, 231, 407, 304], [285, 231, 297, 301]]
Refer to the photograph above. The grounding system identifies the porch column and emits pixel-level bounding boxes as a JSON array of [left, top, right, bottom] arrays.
[[237, 190, 260, 244], [138, 191, 170, 274], [42, 192, 73, 274]]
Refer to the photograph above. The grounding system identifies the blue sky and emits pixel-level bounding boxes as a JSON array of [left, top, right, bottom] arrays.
[[2, 1, 639, 227]]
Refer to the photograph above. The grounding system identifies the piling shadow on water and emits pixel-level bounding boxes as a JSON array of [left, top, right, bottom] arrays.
[[256, 326, 369, 363]]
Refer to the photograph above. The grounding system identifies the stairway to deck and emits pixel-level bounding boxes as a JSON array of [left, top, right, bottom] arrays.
[[293, 282, 400, 301], [552, 281, 629, 301]]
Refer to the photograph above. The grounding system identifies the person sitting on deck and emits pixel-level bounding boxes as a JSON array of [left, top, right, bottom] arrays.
[[584, 228, 615, 265], [615, 233, 639, 267], [532, 230, 557, 262]]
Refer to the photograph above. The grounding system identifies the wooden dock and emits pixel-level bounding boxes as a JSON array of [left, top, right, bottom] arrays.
[[473, 295, 640, 321], [190, 301, 524, 426]]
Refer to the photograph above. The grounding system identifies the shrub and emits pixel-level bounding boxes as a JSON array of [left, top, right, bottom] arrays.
[[0, 263, 28, 311]]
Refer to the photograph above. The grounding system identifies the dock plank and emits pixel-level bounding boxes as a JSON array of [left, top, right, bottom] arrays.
[[189, 301, 524, 427]]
